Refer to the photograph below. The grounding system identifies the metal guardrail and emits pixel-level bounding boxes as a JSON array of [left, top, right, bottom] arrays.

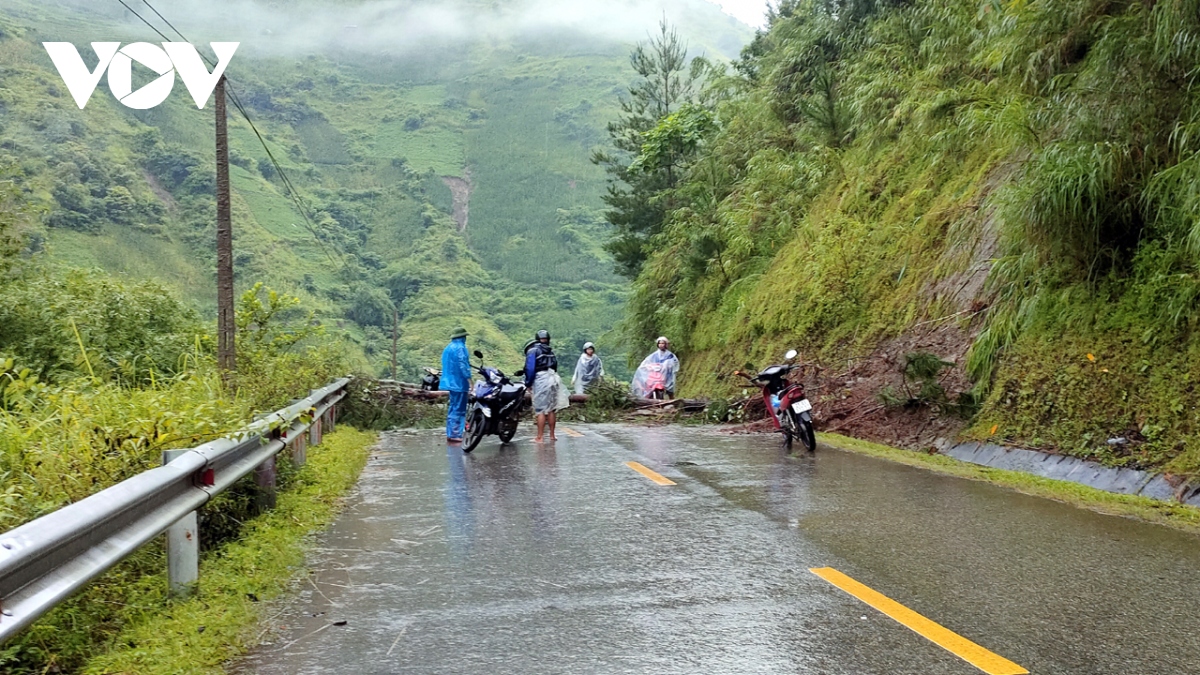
[[0, 377, 351, 643]]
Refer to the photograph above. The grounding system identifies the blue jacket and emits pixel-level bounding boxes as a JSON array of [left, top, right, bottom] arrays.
[[439, 337, 472, 392], [524, 343, 556, 387]]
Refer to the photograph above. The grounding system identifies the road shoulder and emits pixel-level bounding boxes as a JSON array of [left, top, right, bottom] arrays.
[[819, 432, 1200, 533]]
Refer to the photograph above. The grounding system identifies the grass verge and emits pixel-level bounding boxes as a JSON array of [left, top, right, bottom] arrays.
[[80, 428, 377, 675], [818, 432, 1200, 534]]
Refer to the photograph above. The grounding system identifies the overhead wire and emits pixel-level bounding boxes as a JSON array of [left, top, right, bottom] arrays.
[[115, 0, 348, 269]]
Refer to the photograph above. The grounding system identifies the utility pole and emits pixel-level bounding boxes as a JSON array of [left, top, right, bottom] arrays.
[[215, 76, 236, 386], [391, 308, 399, 381]]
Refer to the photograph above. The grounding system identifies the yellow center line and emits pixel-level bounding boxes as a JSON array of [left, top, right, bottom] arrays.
[[560, 427, 584, 437], [809, 567, 1028, 675], [625, 461, 676, 485]]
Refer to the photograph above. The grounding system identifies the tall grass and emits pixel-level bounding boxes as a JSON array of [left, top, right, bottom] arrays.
[[617, 0, 1200, 472]]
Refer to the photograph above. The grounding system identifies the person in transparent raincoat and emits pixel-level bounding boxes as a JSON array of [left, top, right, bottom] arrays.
[[631, 337, 679, 399], [572, 342, 604, 395], [524, 329, 560, 442]]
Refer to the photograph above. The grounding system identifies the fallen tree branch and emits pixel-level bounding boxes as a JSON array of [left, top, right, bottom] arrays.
[[824, 404, 886, 432]]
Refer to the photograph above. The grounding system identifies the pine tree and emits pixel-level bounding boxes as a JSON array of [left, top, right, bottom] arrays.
[[592, 19, 701, 278]]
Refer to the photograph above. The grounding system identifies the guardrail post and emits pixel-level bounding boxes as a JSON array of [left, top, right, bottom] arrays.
[[291, 428, 308, 467], [254, 454, 277, 513], [308, 414, 321, 452], [163, 449, 199, 597]]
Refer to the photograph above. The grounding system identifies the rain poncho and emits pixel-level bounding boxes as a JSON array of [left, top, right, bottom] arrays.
[[439, 337, 471, 392], [532, 370, 559, 414], [555, 373, 570, 411], [631, 348, 680, 398], [572, 352, 604, 395]]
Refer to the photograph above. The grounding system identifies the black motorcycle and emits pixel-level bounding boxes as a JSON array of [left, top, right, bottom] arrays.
[[463, 350, 527, 452], [420, 367, 441, 391]]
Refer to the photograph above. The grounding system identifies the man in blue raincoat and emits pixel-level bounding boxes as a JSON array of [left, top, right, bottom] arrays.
[[524, 329, 559, 443], [440, 326, 472, 442]]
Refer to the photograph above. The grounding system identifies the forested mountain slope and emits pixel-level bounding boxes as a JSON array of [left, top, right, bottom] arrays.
[[0, 0, 750, 378], [619, 0, 1200, 475]]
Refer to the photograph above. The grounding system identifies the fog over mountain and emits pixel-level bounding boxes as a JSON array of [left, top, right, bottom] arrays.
[[41, 0, 750, 59]]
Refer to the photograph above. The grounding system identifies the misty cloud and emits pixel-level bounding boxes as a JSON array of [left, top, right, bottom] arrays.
[[79, 0, 747, 58]]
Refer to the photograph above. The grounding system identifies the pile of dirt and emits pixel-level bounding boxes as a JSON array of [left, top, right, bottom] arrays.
[[725, 320, 981, 451], [730, 197, 999, 449]]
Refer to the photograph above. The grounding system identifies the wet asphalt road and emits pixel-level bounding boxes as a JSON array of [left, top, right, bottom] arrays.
[[236, 425, 1200, 674]]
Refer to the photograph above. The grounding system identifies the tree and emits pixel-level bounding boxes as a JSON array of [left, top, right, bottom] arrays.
[[0, 164, 31, 273], [628, 104, 717, 175], [592, 19, 704, 278], [103, 186, 137, 225]]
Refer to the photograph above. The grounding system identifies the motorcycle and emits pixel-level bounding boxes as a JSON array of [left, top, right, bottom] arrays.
[[632, 355, 677, 400], [736, 349, 817, 452], [644, 362, 669, 399], [462, 350, 526, 453], [421, 367, 441, 391]]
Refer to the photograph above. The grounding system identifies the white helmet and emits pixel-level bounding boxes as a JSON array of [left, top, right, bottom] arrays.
[[656, 336, 669, 346], [583, 342, 595, 350]]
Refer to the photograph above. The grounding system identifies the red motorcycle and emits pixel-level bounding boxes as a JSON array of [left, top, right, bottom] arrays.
[[737, 349, 816, 452], [644, 362, 669, 399]]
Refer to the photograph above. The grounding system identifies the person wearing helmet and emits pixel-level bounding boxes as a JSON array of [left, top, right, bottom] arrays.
[[524, 329, 560, 442], [439, 326, 472, 442], [571, 341, 604, 395], [631, 336, 680, 399]]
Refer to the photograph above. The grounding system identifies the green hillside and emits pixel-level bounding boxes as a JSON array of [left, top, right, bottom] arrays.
[[618, 0, 1200, 475], [0, 0, 751, 380]]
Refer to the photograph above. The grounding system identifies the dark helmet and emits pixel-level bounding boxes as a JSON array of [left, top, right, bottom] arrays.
[[523, 339, 537, 354], [536, 329, 550, 340]]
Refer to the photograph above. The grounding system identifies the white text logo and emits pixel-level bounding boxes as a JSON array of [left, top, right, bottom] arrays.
[[42, 42, 239, 110]]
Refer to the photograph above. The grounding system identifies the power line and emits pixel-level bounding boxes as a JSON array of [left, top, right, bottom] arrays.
[[115, 0, 348, 269]]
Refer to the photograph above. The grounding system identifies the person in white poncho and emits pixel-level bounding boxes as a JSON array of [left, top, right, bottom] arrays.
[[571, 342, 604, 395], [631, 337, 680, 399]]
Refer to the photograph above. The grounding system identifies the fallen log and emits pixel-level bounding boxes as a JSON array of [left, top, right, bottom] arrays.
[[373, 381, 705, 412], [377, 379, 423, 389], [378, 384, 589, 404], [632, 397, 708, 411]]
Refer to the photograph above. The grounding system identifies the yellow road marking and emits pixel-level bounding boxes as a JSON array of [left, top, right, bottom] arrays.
[[560, 427, 584, 437], [810, 568, 1028, 675], [625, 461, 676, 485]]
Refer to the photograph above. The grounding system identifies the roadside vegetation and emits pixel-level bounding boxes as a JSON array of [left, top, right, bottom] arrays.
[[599, 0, 1200, 477], [79, 427, 376, 675], [0, 166, 365, 672], [0, 277, 357, 672]]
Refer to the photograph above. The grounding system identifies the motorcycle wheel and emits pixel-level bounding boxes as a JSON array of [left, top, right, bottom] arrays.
[[794, 415, 816, 453], [498, 418, 518, 443], [463, 409, 486, 453]]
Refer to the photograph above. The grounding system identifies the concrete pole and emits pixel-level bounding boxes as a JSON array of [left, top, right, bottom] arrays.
[[215, 76, 236, 388], [163, 449, 199, 597]]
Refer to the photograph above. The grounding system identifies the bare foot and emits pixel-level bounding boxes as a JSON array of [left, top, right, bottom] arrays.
[[549, 434, 558, 441], [534, 436, 544, 443]]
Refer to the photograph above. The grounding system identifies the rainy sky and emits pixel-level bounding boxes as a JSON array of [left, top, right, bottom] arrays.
[[707, 0, 771, 28]]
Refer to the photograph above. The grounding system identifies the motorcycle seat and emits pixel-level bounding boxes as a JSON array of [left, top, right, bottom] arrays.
[[758, 365, 787, 378]]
